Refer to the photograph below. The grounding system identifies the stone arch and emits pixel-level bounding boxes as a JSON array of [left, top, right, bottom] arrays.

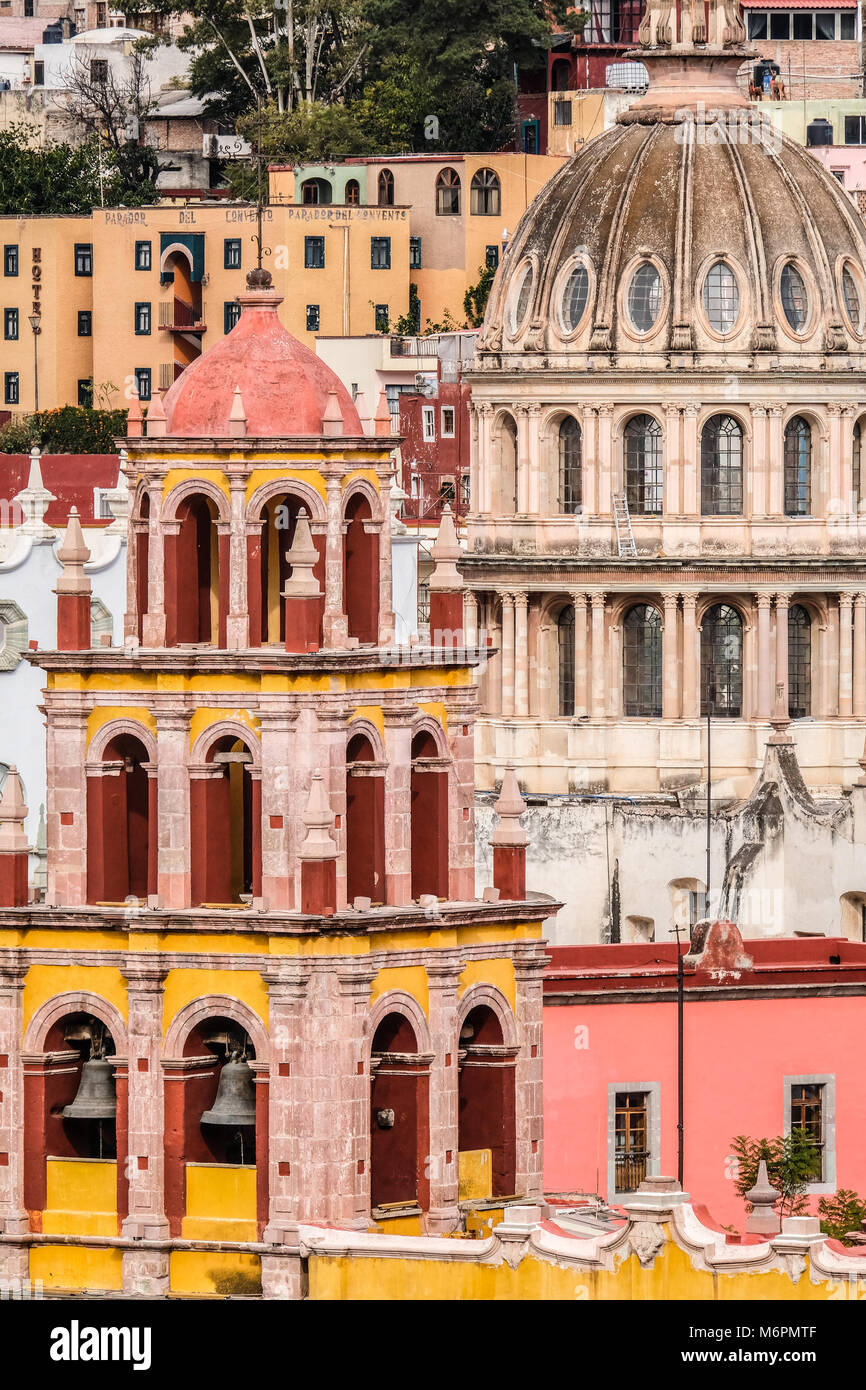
[[696, 404, 752, 444], [612, 405, 666, 445], [163, 992, 270, 1062], [365, 989, 433, 1054], [456, 982, 518, 1048], [190, 719, 261, 768], [162, 477, 230, 525], [346, 715, 386, 763], [86, 717, 157, 765], [246, 477, 327, 525], [608, 593, 663, 626], [410, 712, 449, 759], [24, 991, 130, 1056], [341, 476, 384, 523], [159, 241, 195, 278]]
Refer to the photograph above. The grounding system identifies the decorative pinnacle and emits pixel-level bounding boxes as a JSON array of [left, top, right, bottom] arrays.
[[56, 508, 92, 594], [490, 763, 529, 848], [282, 509, 321, 598], [298, 770, 338, 860]]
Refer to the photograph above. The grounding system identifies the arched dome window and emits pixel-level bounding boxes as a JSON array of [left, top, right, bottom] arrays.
[[780, 262, 809, 333], [627, 262, 662, 333], [701, 604, 742, 717], [788, 604, 812, 719], [508, 263, 534, 337], [345, 178, 360, 206], [842, 264, 862, 333], [470, 168, 501, 216], [624, 414, 663, 516], [561, 263, 589, 333], [378, 169, 394, 207], [784, 416, 811, 516], [623, 604, 662, 717], [703, 261, 740, 334], [558, 604, 574, 716], [436, 167, 461, 216], [701, 415, 743, 516], [559, 416, 582, 513]]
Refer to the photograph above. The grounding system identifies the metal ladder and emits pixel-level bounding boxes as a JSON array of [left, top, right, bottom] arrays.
[[612, 492, 637, 558]]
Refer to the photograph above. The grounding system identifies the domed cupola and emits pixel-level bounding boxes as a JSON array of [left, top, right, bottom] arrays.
[[161, 268, 363, 438], [477, 0, 866, 371]]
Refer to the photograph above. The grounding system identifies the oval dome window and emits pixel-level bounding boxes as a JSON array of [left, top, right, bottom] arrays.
[[780, 263, 809, 333], [842, 264, 862, 334], [509, 263, 534, 337], [703, 261, 739, 334], [562, 263, 589, 332], [627, 262, 662, 333]]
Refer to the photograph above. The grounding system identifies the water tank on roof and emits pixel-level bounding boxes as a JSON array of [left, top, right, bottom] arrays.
[[42, 22, 64, 43], [806, 118, 834, 148]]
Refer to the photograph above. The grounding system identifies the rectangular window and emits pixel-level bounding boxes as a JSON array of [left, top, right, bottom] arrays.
[[769, 12, 790, 39], [134, 367, 151, 402], [78, 310, 92, 337], [785, 1075, 835, 1191], [485, 244, 499, 270], [422, 405, 436, 442], [93, 486, 114, 519], [33, 60, 43, 85], [460, 473, 471, 508], [3, 246, 17, 277], [134, 302, 151, 335], [24, 0, 33, 15], [747, 13, 767, 38], [441, 405, 456, 438], [224, 301, 241, 334], [792, 12, 813, 39], [371, 236, 391, 270], [410, 473, 422, 500], [815, 11, 836, 39], [608, 1083, 660, 1197], [306, 303, 320, 332], [304, 236, 325, 269], [410, 236, 422, 269], [841, 12, 856, 39], [439, 476, 456, 505], [78, 379, 93, 408], [74, 243, 93, 276], [224, 238, 242, 270], [845, 115, 866, 144], [135, 240, 151, 271], [553, 99, 572, 127], [374, 303, 389, 332], [90, 59, 109, 84], [4, 371, 18, 405], [3, 308, 18, 340]]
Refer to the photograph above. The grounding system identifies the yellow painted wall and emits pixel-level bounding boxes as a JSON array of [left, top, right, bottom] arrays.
[[170, 1250, 262, 1297], [31, 1244, 123, 1294], [369, 964, 429, 1017], [86, 706, 157, 751], [43, 1158, 118, 1237], [458, 1149, 492, 1201], [163, 968, 268, 1036], [22, 965, 129, 1039], [182, 1163, 257, 1242], [458, 957, 516, 1012]]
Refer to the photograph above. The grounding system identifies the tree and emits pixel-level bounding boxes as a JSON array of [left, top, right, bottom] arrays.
[[818, 1190, 866, 1245], [61, 44, 162, 194], [0, 406, 129, 455], [464, 263, 496, 327], [0, 124, 156, 214], [730, 1131, 818, 1220]]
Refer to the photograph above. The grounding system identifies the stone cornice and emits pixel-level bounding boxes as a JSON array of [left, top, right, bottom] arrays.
[[29, 646, 485, 676], [461, 557, 866, 587]]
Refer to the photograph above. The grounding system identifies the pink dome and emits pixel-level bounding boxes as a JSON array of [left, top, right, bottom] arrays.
[[162, 284, 362, 438]]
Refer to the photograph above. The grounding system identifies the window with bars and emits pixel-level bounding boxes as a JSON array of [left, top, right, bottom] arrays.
[[701, 603, 743, 717], [701, 414, 743, 515], [3, 308, 18, 340], [4, 371, 18, 405], [788, 604, 812, 718], [559, 416, 582, 514], [78, 310, 92, 337], [436, 167, 461, 216], [306, 304, 320, 332], [614, 1092, 649, 1193], [784, 415, 811, 515], [558, 604, 575, 716], [134, 367, 151, 402], [371, 236, 391, 270], [623, 605, 663, 717], [624, 414, 663, 515], [224, 238, 242, 269], [304, 236, 325, 269], [224, 301, 241, 333], [3, 246, 17, 277], [470, 168, 501, 216], [410, 236, 422, 269], [135, 240, 151, 271], [74, 243, 93, 276], [553, 100, 573, 126], [134, 302, 151, 335]]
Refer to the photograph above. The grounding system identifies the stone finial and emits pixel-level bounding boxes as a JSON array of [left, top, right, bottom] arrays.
[[56, 508, 92, 592], [744, 1159, 781, 1235], [14, 444, 56, 539], [352, 391, 371, 435], [491, 764, 529, 850], [146, 390, 166, 438], [229, 386, 247, 439], [322, 389, 344, 438], [298, 771, 338, 861], [374, 390, 391, 436], [429, 503, 462, 591], [0, 767, 28, 849], [282, 509, 321, 599], [55, 507, 92, 650], [126, 389, 142, 438]]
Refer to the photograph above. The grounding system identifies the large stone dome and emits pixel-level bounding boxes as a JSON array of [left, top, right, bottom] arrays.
[[478, 30, 866, 372]]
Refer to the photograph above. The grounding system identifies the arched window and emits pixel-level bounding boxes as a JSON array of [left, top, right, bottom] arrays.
[[497, 415, 518, 514], [346, 732, 385, 905], [701, 604, 743, 717], [255, 492, 325, 647], [623, 604, 662, 716], [458, 1005, 516, 1199], [190, 735, 260, 907], [343, 493, 379, 644], [377, 169, 394, 207], [788, 604, 811, 718], [701, 415, 743, 515], [470, 168, 500, 216], [170, 494, 219, 646], [559, 416, 581, 513], [435, 167, 461, 216], [558, 604, 574, 716], [345, 178, 360, 206], [624, 414, 663, 515], [302, 177, 332, 205], [784, 416, 811, 516], [410, 730, 448, 899], [87, 734, 153, 904], [370, 1014, 428, 1212]]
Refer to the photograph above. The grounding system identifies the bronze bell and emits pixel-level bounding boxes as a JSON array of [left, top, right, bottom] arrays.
[[201, 1054, 256, 1129], [62, 1056, 117, 1121]]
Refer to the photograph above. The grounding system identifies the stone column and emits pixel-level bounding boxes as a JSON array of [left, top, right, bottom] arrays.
[[756, 592, 772, 720], [322, 471, 347, 648], [572, 592, 588, 718], [477, 404, 493, 515], [774, 593, 790, 720], [662, 592, 679, 719], [663, 403, 681, 515], [154, 708, 190, 909], [258, 965, 310, 1300], [376, 492, 395, 646], [512, 944, 547, 1201], [682, 406, 698, 514], [500, 592, 515, 717], [527, 404, 542, 514], [680, 591, 699, 718], [841, 406, 856, 515], [0, 955, 28, 1242], [854, 594, 866, 718], [142, 481, 166, 648], [839, 592, 855, 717], [383, 709, 414, 906], [596, 403, 613, 515], [515, 405, 530, 514], [749, 403, 768, 516], [46, 703, 88, 907], [828, 405, 842, 514], [590, 592, 607, 718], [767, 407, 784, 516], [425, 953, 462, 1233], [259, 712, 298, 912], [225, 473, 250, 650], [582, 407, 598, 515], [121, 963, 170, 1294], [513, 591, 529, 717], [464, 591, 478, 648]]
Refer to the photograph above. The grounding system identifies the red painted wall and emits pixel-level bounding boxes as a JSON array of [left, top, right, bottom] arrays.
[[0, 455, 120, 526], [399, 382, 471, 526]]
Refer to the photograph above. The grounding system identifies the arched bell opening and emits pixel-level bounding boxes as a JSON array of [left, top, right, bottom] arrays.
[[369, 1013, 430, 1217], [346, 732, 386, 905], [134, 492, 149, 644], [168, 493, 221, 646], [86, 733, 154, 905], [343, 492, 379, 644], [457, 1005, 517, 1201], [164, 1017, 265, 1240], [23, 1011, 125, 1236], [257, 493, 325, 645], [410, 730, 449, 900], [190, 735, 261, 907]]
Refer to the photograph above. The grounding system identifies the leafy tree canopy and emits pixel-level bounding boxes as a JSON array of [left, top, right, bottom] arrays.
[[730, 1130, 820, 1221], [0, 124, 158, 215], [0, 406, 129, 455]]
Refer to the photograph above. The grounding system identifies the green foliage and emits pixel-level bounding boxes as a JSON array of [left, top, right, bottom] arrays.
[[464, 263, 497, 327], [730, 1130, 818, 1219], [818, 1190, 866, 1245], [0, 407, 128, 455], [0, 124, 157, 215]]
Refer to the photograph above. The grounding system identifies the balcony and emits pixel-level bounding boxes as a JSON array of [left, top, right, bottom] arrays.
[[159, 298, 206, 333]]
